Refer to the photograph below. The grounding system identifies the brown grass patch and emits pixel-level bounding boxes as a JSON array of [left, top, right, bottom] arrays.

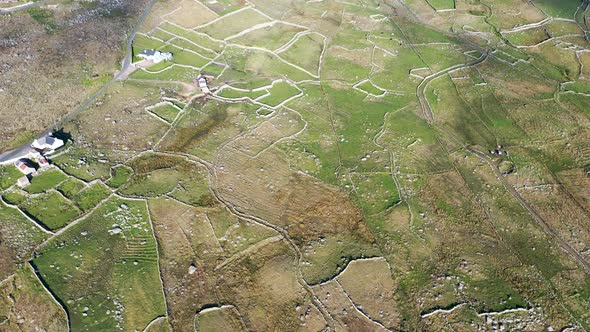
[[196, 306, 245, 332], [313, 280, 387, 331], [217, 239, 326, 331], [148, 197, 223, 331], [215, 148, 375, 245], [336, 258, 400, 329], [163, 0, 218, 29], [0, 267, 68, 332], [557, 168, 590, 213], [0, 1, 151, 153]]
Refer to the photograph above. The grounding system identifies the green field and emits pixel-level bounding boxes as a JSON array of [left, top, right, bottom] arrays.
[[0, 202, 49, 278], [505, 27, 550, 47], [120, 168, 180, 197], [144, 61, 173, 73], [131, 65, 200, 82], [107, 166, 134, 188], [278, 33, 323, 74], [230, 22, 305, 50], [73, 182, 111, 211], [3, 191, 27, 205], [32, 197, 166, 331], [0, 165, 22, 190], [534, 0, 582, 18], [57, 177, 87, 198], [150, 104, 181, 123], [25, 169, 68, 194], [426, 0, 455, 11], [52, 146, 123, 182], [563, 81, 590, 94], [160, 22, 223, 54], [217, 86, 268, 100], [21, 191, 80, 230], [257, 81, 300, 106], [356, 80, 385, 96], [198, 8, 270, 40], [218, 46, 314, 82], [159, 44, 211, 67]]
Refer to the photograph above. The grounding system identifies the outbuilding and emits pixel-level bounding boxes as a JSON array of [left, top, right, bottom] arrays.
[[14, 159, 36, 175], [137, 49, 173, 64], [196, 74, 210, 94]]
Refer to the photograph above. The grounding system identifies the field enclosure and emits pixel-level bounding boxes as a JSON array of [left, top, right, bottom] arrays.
[[2, 0, 590, 331]]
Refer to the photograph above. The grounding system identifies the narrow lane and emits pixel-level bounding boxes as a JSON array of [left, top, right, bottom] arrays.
[[0, 0, 50, 14], [0, 0, 158, 163]]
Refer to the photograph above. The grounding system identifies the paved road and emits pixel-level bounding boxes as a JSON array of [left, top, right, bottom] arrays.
[[0, 144, 34, 165], [0, 0, 158, 164], [0, 0, 50, 14]]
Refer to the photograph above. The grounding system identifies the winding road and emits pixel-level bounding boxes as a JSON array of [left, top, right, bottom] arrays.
[[0, 0, 158, 164]]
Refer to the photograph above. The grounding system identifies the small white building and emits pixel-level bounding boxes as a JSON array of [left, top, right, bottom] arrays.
[[31, 135, 64, 155], [196, 75, 210, 94], [137, 49, 173, 64], [17, 176, 30, 188], [14, 159, 36, 175]]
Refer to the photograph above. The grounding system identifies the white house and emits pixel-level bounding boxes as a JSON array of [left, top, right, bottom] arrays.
[[14, 159, 36, 175], [137, 49, 173, 64], [31, 135, 64, 155], [196, 75, 210, 94]]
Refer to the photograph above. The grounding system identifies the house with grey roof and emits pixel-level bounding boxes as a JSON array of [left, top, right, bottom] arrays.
[[31, 135, 64, 155]]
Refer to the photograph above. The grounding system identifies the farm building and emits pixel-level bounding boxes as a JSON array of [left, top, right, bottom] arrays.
[[14, 159, 36, 175], [196, 75, 210, 94], [31, 135, 64, 155], [137, 49, 173, 63]]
